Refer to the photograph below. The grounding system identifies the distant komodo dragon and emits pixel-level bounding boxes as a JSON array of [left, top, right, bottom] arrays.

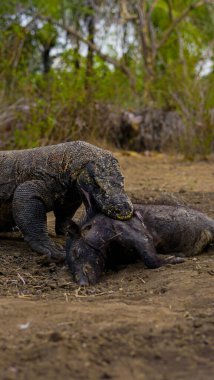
[[66, 203, 214, 285], [0, 141, 133, 260]]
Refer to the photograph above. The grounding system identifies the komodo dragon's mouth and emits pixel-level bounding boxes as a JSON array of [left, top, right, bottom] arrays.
[[103, 200, 133, 220], [76, 161, 133, 220], [80, 187, 133, 220]]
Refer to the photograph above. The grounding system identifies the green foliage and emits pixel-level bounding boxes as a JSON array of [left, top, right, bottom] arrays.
[[0, 0, 213, 157], [36, 23, 58, 49]]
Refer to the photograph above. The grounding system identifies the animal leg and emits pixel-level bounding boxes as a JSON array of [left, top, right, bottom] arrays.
[[54, 191, 82, 236], [12, 180, 65, 262], [116, 223, 184, 269]]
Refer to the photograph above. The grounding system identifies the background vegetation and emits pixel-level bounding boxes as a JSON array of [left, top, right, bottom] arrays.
[[0, 0, 213, 157]]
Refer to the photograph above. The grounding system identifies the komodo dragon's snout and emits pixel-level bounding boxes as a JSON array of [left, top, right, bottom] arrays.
[[77, 159, 133, 221]]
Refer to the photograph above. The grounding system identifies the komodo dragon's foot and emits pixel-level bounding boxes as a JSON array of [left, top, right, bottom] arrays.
[[27, 240, 66, 263]]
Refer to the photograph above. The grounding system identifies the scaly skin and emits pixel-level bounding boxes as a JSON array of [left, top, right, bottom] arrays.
[[66, 203, 214, 285], [0, 141, 133, 261]]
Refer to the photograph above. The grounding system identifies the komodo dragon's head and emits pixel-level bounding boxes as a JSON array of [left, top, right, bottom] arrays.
[[77, 157, 133, 220]]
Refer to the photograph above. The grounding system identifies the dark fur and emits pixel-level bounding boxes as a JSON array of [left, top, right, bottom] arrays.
[[66, 203, 214, 285]]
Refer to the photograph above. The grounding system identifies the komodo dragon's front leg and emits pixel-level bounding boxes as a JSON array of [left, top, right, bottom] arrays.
[[12, 180, 65, 262]]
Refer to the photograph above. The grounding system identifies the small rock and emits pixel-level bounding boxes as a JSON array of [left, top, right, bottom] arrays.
[[57, 279, 69, 288], [49, 331, 63, 342], [49, 282, 57, 289], [179, 187, 186, 193]]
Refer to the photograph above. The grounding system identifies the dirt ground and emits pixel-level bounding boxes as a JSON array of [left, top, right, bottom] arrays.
[[0, 152, 214, 380]]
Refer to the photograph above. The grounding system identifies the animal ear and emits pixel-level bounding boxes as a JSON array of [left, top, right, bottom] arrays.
[[66, 220, 81, 237], [80, 187, 93, 212], [81, 223, 93, 238], [80, 186, 100, 217]]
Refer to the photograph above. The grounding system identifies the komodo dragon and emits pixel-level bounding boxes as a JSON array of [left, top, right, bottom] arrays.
[[66, 203, 214, 284], [0, 141, 133, 260]]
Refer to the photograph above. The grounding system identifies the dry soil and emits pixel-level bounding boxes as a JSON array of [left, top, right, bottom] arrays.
[[0, 152, 214, 380]]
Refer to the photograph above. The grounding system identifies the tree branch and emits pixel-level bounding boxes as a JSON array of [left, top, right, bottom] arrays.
[[157, 0, 210, 50], [38, 15, 136, 90], [147, 0, 159, 19], [134, 1, 150, 73], [120, 0, 138, 21], [147, 0, 158, 60], [170, 91, 191, 120]]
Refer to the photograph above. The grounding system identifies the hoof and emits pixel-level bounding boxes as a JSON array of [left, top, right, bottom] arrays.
[[164, 256, 186, 265]]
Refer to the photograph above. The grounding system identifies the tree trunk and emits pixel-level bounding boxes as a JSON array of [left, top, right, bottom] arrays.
[[42, 47, 52, 74], [85, 2, 95, 90]]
